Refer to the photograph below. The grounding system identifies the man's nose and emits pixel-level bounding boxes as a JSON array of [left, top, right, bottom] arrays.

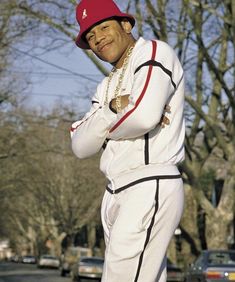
[[95, 30, 105, 45]]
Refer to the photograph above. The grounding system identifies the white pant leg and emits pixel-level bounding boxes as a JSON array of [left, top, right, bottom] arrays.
[[101, 189, 122, 247], [136, 178, 184, 282], [101, 178, 184, 282], [157, 256, 167, 282]]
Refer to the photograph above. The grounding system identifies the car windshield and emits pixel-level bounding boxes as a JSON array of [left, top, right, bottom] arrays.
[[42, 255, 57, 260], [208, 251, 235, 266], [81, 258, 104, 265]]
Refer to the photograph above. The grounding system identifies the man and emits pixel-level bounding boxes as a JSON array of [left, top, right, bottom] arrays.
[[70, 0, 185, 281]]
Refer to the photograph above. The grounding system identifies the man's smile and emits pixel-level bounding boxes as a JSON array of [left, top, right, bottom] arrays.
[[98, 42, 112, 53]]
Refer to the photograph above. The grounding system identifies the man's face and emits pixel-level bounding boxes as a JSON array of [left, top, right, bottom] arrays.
[[85, 19, 134, 68]]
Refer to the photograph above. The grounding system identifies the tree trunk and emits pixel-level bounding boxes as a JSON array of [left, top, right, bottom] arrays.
[[205, 210, 232, 249], [205, 172, 234, 249], [87, 223, 96, 255], [180, 185, 201, 267]]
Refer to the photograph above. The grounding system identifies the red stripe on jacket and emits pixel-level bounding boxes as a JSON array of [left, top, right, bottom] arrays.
[[109, 40, 157, 133]]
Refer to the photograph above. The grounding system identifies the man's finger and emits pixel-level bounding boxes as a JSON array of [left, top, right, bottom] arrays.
[[160, 115, 170, 128], [164, 105, 171, 113], [162, 116, 170, 125]]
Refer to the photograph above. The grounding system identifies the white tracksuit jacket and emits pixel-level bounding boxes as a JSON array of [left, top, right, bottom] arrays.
[[70, 37, 185, 190]]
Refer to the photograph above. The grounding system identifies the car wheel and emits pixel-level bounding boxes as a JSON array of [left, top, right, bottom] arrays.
[[61, 269, 66, 277], [71, 272, 78, 282]]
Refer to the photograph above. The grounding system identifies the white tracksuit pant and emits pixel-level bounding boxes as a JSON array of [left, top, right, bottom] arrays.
[[101, 175, 184, 282]]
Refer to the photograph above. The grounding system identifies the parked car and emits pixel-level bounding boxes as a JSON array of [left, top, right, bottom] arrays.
[[60, 246, 92, 277], [22, 255, 37, 264], [10, 255, 21, 263], [167, 258, 184, 282], [37, 254, 60, 269], [71, 256, 104, 281], [184, 249, 235, 282]]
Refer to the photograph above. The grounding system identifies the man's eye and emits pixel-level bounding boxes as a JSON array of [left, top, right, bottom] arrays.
[[87, 34, 94, 41], [102, 25, 108, 30]]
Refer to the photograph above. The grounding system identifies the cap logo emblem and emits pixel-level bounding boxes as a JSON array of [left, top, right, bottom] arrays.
[[82, 9, 87, 19]]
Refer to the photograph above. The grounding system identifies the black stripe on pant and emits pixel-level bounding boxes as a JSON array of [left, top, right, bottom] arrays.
[[134, 178, 160, 282]]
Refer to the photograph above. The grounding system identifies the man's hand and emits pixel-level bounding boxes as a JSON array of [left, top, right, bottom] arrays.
[[110, 94, 130, 113], [160, 105, 171, 128], [110, 95, 170, 127]]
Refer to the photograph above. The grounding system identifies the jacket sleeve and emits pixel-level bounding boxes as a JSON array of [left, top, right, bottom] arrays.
[[108, 40, 184, 140], [70, 83, 116, 159]]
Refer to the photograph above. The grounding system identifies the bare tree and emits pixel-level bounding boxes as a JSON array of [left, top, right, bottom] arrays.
[[1, 0, 234, 264], [0, 106, 106, 255], [123, 0, 234, 259], [0, 0, 33, 106]]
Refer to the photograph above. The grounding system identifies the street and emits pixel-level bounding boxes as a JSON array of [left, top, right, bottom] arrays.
[[0, 262, 100, 282]]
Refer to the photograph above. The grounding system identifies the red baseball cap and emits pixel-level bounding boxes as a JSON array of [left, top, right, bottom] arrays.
[[75, 0, 135, 49]]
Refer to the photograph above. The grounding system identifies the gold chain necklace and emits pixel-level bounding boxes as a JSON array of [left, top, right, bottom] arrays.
[[104, 45, 135, 111]]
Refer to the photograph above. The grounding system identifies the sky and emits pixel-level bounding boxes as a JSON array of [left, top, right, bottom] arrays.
[[12, 1, 138, 114], [15, 40, 105, 114]]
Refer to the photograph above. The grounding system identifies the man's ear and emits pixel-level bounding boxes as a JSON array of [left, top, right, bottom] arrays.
[[120, 19, 132, 34]]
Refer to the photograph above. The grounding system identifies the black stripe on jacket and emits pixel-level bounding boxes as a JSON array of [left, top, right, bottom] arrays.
[[134, 60, 176, 89], [144, 133, 149, 165], [106, 174, 181, 194]]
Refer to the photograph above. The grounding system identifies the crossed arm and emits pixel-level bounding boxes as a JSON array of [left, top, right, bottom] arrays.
[[71, 41, 180, 158], [110, 94, 170, 128]]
